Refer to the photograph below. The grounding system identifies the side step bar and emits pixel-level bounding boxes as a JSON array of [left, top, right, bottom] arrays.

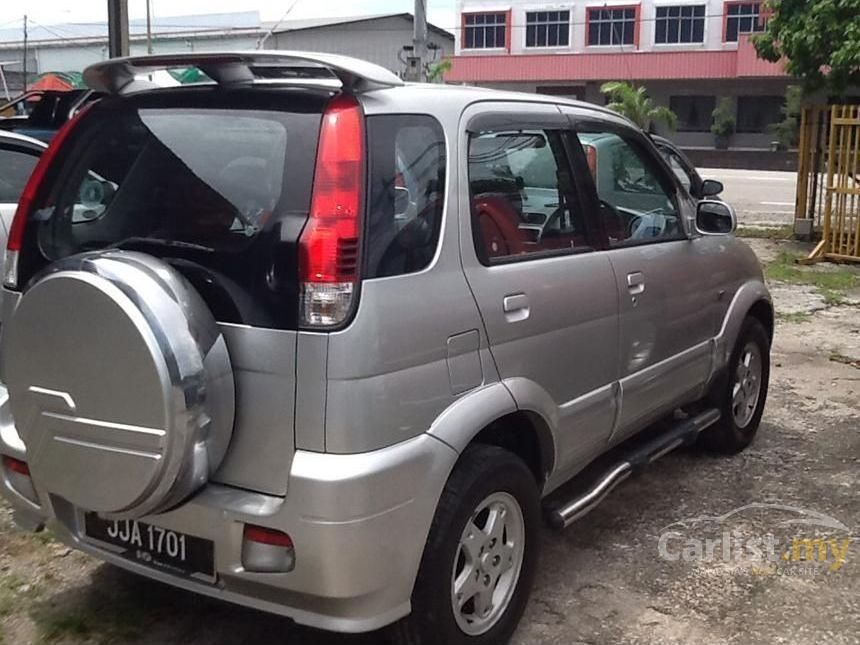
[[547, 408, 721, 530]]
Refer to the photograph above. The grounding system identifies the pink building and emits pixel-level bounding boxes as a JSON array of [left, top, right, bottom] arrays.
[[449, 0, 790, 149]]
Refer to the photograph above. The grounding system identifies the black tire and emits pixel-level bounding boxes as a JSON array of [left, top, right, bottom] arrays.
[[389, 445, 540, 645], [698, 317, 770, 453]]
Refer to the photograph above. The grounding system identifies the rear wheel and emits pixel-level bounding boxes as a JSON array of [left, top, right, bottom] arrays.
[[390, 445, 540, 645], [698, 317, 770, 453]]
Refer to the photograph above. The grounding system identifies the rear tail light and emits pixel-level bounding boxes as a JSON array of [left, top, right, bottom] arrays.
[[4, 106, 90, 290], [299, 93, 364, 328]]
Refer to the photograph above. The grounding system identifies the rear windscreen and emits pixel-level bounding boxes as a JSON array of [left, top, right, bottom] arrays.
[[23, 90, 325, 329]]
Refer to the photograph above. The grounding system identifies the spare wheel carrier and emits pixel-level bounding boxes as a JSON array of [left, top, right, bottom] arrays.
[[2, 251, 235, 518]]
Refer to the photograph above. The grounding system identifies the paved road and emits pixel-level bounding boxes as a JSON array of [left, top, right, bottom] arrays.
[[699, 167, 798, 226]]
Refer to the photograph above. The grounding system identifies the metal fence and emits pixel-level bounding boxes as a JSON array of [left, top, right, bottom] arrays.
[[796, 105, 860, 263]]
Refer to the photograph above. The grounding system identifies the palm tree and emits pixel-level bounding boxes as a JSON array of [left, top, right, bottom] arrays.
[[600, 81, 678, 132]]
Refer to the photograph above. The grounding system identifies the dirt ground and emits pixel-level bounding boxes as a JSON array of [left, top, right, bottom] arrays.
[[0, 238, 857, 645]]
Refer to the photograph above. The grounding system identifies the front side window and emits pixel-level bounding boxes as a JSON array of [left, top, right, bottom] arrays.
[[655, 5, 706, 44], [526, 11, 571, 47], [588, 7, 638, 46], [469, 129, 589, 263], [464, 13, 507, 49], [365, 115, 446, 278], [669, 95, 716, 132], [725, 2, 766, 42], [0, 147, 40, 203], [578, 132, 682, 246]]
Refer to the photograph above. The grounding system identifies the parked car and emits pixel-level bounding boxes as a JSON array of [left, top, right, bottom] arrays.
[[0, 89, 100, 143], [650, 134, 724, 200], [0, 131, 45, 277], [0, 52, 772, 645]]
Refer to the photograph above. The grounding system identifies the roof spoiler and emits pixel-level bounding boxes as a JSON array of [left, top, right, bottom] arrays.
[[83, 51, 405, 95]]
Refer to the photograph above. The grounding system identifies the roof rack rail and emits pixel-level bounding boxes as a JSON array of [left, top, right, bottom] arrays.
[[83, 51, 405, 95]]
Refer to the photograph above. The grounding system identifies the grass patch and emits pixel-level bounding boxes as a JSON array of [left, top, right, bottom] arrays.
[[776, 311, 812, 324], [765, 251, 860, 294], [0, 573, 39, 618], [736, 225, 794, 240], [32, 593, 149, 643]]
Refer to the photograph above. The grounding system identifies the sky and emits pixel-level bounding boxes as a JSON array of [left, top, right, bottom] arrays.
[[0, 0, 458, 33]]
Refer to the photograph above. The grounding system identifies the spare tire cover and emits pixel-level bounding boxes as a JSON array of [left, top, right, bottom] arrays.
[[2, 251, 235, 518]]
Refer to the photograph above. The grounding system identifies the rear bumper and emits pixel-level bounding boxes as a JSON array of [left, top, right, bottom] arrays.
[[1, 421, 458, 634]]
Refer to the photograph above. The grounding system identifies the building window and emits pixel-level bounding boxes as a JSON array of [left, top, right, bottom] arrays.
[[588, 7, 638, 46], [526, 11, 571, 47], [725, 2, 766, 42], [655, 5, 706, 44], [737, 95, 783, 133], [464, 13, 507, 49], [669, 95, 716, 132]]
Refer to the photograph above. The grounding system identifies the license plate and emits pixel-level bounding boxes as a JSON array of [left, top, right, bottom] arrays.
[[84, 513, 215, 581]]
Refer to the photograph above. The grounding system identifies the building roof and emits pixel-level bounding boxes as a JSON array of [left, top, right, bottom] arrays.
[[0, 12, 453, 48], [271, 13, 453, 41], [0, 12, 262, 45]]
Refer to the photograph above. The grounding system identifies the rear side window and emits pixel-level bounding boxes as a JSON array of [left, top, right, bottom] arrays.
[[22, 91, 326, 330], [469, 129, 589, 264], [364, 115, 446, 278], [0, 147, 39, 203]]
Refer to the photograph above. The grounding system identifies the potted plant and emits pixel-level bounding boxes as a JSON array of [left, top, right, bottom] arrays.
[[768, 85, 803, 152], [711, 97, 735, 150]]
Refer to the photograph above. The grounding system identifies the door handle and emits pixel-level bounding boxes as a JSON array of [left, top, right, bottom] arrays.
[[626, 272, 645, 296], [503, 293, 530, 322]]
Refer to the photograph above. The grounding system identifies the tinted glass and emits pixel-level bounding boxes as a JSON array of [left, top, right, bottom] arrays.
[[24, 91, 325, 330], [469, 130, 589, 263], [0, 147, 40, 203], [365, 115, 446, 278], [578, 132, 682, 246]]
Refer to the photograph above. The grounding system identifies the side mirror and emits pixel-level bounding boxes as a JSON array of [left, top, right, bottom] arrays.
[[701, 179, 724, 197], [696, 200, 737, 235]]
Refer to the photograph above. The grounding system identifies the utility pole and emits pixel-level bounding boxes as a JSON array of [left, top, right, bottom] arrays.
[[402, 0, 428, 81], [22, 15, 27, 92], [107, 0, 130, 58], [145, 0, 153, 54]]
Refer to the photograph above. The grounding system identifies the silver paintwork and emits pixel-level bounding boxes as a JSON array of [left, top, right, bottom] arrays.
[[0, 56, 772, 635], [452, 491, 525, 635]]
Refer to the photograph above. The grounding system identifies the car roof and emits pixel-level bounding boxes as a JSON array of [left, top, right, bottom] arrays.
[[0, 129, 48, 151]]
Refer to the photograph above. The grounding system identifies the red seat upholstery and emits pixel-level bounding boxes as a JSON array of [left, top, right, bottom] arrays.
[[472, 195, 527, 259]]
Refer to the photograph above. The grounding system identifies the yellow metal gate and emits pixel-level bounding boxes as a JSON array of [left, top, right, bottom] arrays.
[[803, 105, 860, 263]]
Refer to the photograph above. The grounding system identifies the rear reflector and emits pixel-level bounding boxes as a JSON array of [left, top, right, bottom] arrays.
[[2, 455, 29, 475], [2, 455, 38, 504], [244, 524, 294, 547], [4, 105, 91, 289], [242, 524, 295, 573], [299, 93, 364, 327]]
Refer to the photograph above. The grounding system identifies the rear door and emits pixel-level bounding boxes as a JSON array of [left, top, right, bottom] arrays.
[[459, 102, 619, 486], [565, 111, 717, 441]]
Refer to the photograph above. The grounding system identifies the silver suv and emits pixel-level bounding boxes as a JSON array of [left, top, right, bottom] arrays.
[[0, 52, 772, 645]]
